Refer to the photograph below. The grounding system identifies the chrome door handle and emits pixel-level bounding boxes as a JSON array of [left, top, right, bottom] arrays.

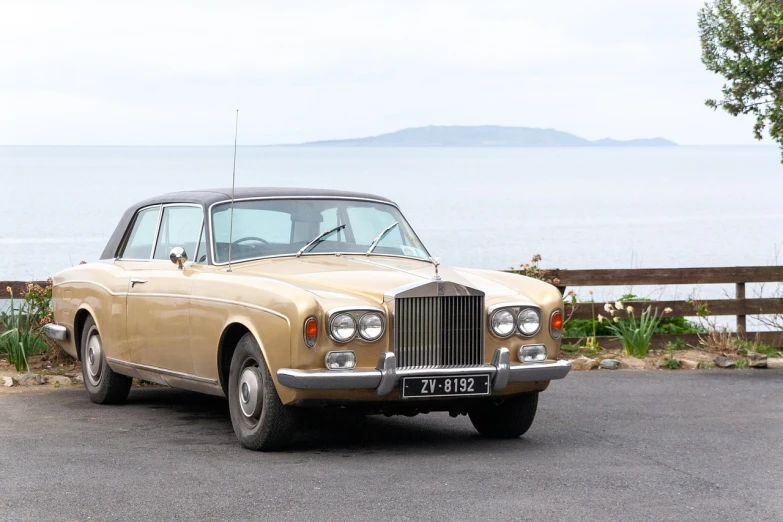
[[130, 279, 147, 288]]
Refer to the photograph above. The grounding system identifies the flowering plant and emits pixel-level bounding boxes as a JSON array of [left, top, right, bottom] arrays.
[[0, 280, 53, 371], [598, 303, 672, 358], [513, 254, 561, 287]]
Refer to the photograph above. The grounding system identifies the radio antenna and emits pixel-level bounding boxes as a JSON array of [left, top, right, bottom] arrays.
[[227, 109, 239, 273]]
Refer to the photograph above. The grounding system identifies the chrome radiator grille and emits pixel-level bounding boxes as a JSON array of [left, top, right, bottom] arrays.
[[394, 295, 485, 369]]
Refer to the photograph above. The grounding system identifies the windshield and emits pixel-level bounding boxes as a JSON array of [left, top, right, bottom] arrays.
[[211, 198, 430, 263]]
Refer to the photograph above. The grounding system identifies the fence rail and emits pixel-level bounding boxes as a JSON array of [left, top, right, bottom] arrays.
[[530, 265, 783, 348], [1, 281, 49, 299], [4, 265, 783, 347]]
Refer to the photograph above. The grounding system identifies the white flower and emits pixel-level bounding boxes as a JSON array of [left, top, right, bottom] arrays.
[[603, 303, 613, 313], [615, 301, 623, 309], [626, 306, 634, 314], [613, 317, 621, 323], [664, 307, 673, 314], [597, 314, 605, 323]]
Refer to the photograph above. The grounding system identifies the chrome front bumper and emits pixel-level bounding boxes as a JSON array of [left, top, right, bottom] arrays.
[[43, 323, 68, 341], [277, 348, 571, 397]]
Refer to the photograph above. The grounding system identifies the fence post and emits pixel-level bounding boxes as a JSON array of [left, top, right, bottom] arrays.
[[736, 282, 746, 335]]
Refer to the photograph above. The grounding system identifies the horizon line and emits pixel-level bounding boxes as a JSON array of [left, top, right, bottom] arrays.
[[0, 143, 775, 148]]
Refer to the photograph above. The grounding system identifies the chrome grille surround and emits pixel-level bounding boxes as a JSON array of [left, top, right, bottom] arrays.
[[389, 281, 485, 370]]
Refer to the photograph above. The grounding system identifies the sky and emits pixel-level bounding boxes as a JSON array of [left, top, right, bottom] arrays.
[[0, 0, 768, 146]]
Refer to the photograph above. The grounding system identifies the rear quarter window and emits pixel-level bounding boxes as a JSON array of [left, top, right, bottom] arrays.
[[120, 206, 161, 259]]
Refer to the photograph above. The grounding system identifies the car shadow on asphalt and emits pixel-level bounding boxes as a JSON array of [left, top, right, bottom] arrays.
[[124, 387, 536, 453]]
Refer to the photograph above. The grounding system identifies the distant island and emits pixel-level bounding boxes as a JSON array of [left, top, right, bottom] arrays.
[[287, 125, 677, 147]]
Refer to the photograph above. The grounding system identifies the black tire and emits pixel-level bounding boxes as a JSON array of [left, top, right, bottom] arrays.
[[228, 333, 298, 451], [81, 316, 132, 405], [468, 392, 539, 438]]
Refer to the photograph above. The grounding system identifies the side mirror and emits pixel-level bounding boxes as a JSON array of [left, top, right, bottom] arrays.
[[170, 247, 188, 269]]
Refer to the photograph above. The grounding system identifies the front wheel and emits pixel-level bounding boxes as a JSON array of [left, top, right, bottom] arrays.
[[81, 316, 132, 404], [468, 393, 539, 438], [228, 333, 298, 451]]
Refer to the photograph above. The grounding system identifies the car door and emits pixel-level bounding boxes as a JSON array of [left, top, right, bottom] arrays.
[[123, 204, 204, 375]]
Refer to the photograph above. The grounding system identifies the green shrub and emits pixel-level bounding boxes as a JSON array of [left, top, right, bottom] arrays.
[[662, 357, 680, 370], [664, 338, 688, 351]]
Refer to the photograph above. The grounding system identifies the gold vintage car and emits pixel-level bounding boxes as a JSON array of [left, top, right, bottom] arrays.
[[44, 188, 570, 450]]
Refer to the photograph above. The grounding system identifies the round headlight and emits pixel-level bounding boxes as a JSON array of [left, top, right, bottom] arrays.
[[517, 308, 541, 336], [490, 309, 516, 337], [330, 313, 357, 342], [358, 312, 384, 341]]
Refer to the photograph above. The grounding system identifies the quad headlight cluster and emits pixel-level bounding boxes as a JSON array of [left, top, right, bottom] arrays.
[[328, 309, 386, 343], [489, 305, 542, 338]]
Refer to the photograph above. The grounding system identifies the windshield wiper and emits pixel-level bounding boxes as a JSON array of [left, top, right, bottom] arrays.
[[296, 224, 346, 257], [366, 222, 399, 255]]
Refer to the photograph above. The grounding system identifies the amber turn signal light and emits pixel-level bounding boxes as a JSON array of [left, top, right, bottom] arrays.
[[304, 317, 318, 348], [550, 310, 563, 339]]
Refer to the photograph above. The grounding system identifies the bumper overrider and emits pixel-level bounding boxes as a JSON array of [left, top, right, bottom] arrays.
[[277, 347, 571, 397]]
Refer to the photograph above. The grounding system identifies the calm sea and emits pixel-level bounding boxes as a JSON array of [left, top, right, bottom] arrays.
[[1, 145, 782, 315]]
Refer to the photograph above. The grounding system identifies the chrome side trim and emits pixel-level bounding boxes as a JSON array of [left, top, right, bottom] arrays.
[[276, 348, 571, 395], [106, 358, 219, 385], [43, 324, 68, 341]]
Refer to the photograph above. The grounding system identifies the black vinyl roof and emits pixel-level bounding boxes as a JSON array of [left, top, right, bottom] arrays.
[[132, 187, 394, 208], [101, 187, 395, 260]]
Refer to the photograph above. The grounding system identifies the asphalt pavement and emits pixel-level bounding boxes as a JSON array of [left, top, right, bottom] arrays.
[[1, 370, 782, 522]]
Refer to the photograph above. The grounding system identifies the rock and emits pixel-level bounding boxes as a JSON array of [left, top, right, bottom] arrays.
[[2, 376, 14, 387], [619, 357, 647, 370], [73, 374, 84, 384], [746, 351, 768, 368], [599, 359, 620, 370], [679, 359, 699, 370], [714, 356, 735, 368], [570, 356, 599, 371], [44, 375, 72, 386], [18, 373, 44, 386], [767, 358, 783, 369]]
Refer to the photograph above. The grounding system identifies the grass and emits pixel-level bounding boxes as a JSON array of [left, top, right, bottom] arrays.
[[735, 358, 748, 369], [662, 357, 680, 370], [734, 339, 783, 358], [663, 338, 689, 351]]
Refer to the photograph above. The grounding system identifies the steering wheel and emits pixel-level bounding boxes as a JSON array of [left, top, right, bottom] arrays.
[[232, 236, 269, 246]]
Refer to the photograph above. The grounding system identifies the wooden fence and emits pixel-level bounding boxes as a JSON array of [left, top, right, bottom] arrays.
[[540, 266, 783, 349], [3, 266, 783, 348]]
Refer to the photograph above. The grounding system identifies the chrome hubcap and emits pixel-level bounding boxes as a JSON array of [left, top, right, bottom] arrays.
[[86, 333, 103, 386], [238, 367, 263, 419]]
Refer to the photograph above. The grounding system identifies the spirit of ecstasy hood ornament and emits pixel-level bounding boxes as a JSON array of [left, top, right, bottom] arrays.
[[430, 257, 441, 281]]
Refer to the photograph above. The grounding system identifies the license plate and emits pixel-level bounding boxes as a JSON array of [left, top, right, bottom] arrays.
[[401, 374, 491, 399]]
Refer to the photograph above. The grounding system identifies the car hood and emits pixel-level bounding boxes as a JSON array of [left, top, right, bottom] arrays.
[[229, 255, 537, 305]]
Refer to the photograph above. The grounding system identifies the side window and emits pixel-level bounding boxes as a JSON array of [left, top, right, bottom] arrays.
[[120, 206, 161, 259], [153, 206, 204, 261]]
